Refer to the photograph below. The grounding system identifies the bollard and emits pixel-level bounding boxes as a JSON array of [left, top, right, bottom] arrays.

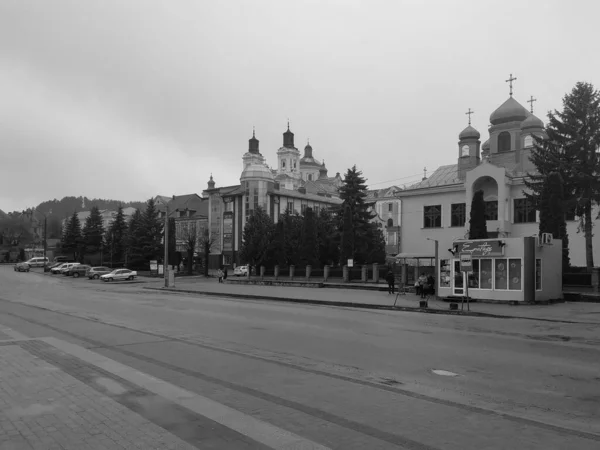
[[289, 265, 295, 280], [372, 263, 379, 283], [324, 265, 330, 282], [361, 265, 367, 282], [260, 265, 265, 280], [306, 265, 312, 279], [343, 265, 349, 282], [274, 265, 279, 280]]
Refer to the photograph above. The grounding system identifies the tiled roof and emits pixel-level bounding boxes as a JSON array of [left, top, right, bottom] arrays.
[[366, 185, 402, 200], [165, 194, 208, 217], [406, 164, 461, 189]]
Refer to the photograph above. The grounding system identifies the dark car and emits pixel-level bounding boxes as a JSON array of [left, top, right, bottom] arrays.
[[87, 266, 112, 280], [14, 262, 30, 272], [68, 265, 91, 278]]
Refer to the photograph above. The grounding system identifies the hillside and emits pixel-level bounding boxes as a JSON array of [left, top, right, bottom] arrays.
[[32, 196, 147, 218]]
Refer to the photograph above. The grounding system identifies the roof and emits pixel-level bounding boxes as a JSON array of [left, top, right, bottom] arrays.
[[165, 193, 208, 217], [276, 187, 342, 204], [459, 125, 480, 140], [490, 97, 530, 125], [303, 179, 340, 196], [366, 186, 402, 200], [406, 164, 462, 190], [299, 156, 322, 167], [154, 195, 171, 205]]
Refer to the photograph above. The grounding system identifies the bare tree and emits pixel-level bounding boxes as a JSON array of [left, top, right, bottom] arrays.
[[198, 228, 217, 277], [179, 220, 198, 275]]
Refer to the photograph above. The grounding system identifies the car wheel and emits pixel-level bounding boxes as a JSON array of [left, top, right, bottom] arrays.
[[127, 276, 132, 281], [93, 274, 99, 279], [73, 272, 80, 278], [26, 269, 30, 272]]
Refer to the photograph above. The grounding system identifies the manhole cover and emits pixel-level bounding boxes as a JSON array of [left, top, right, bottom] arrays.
[[432, 369, 458, 377]]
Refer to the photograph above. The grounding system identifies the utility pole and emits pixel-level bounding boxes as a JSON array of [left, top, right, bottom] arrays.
[[164, 204, 169, 287]]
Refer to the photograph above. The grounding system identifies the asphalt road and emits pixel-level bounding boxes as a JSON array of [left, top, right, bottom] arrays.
[[0, 265, 599, 449]]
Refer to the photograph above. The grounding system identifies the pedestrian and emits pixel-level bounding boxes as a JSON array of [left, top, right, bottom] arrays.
[[217, 267, 223, 283], [223, 266, 228, 282], [385, 270, 395, 294], [427, 274, 435, 296], [417, 272, 427, 298]]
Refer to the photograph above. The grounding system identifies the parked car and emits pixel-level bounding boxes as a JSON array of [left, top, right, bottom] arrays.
[[53, 256, 71, 263], [24, 257, 49, 268], [233, 265, 249, 276], [100, 268, 137, 282], [60, 263, 80, 275], [14, 262, 30, 272], [87, 266, 113, 280], [50, 263, 68, 274], [68, 265, 91, 278]]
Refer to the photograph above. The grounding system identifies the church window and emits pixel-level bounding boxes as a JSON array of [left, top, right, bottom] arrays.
[[387, 218, 394, 227], [485, 201, 498, 220], [514, 198, 536, 223], [282, 160, 286, 169], [424, 205, 442, 228], [498, 131, 511, 152], [451, 203, 466, 227], [461, 145, 470, 157], [388, 203, 393, 212], [524, 135, 533, 148]]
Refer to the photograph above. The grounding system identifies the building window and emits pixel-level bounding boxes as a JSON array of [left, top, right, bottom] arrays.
[[301, 204, 307, 215], [498, 131, 511, 152], [388, 203, 393, 212], [424, 205, 441, 228], [287, 201, 293, 213], [308, 174, 313, 181], [387, 218, 393, 227], [282, 160, 286, 169], [485, 201, 498, 220], [535, 259, 542, 291], [524, 135, 533, 148], [451, 203, 465, 227], [468, 259, 480, 288], [480, 259, 493, 289], [566, 204, 576, 221], [514, 198, 536, 223], [314, 206, 320, 216], [508, 259, 522, 290], [495, 259, 508, 290]]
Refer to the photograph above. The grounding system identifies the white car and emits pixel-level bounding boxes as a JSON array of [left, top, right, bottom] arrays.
[[233, 265, 248, 276], [100, 269, 137, 282]]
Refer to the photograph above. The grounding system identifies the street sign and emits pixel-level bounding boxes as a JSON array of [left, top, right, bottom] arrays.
[[459, 253, 472, 271]]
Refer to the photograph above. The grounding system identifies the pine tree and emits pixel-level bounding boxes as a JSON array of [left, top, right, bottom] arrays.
[[469, 190, 488, 239], [61, 211, 82, 260], [337, 166, 375, 264], [106, 204, 128, 264], [140, 198, 164, 263], [125, 209, 144, 268], [300, 207, 318, 266], [364, 223, 387, 263], [279, 209, 303, 266], [526, 82, 600, 270], [82, 206, 105, 259], [239, 207, 274, 269], [316, 208, 339, 266], [538, 172, 570, 270]]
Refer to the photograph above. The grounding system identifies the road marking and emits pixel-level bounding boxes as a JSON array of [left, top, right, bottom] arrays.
[[431, 369, 459, 377], [42, 337, 332, 450]]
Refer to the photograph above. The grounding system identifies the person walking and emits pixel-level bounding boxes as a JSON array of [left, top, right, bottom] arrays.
[[385, 270, 395, 294], [217, 267, 223, 283], [223, 266, 228, 282]]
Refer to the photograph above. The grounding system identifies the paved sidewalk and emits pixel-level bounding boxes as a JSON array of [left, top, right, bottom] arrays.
[[0, 328, 329, 450], [147, 277, 600, 324]]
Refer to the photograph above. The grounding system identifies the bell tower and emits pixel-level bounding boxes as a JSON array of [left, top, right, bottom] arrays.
[[457, 108, 481, 179]]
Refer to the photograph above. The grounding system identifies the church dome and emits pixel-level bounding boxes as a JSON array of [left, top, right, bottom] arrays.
[[520, 113, 544, 130], [490, 97, 530, 125], [482, 139, 490, 150], [240, 163, 274, 182], [459, 125, 480, 140]]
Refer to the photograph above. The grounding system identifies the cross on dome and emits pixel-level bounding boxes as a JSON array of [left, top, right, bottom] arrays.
[[465, 108, 474, 125], [505, 73, 517, 96], [527, 95, 537, 113]]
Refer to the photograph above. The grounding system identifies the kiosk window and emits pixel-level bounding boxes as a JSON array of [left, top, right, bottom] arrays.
[[535, 259, 542, 290], [440, 259, 451, 287], [468, 259, 480, 288], [509, 259, 522, 290], [480, 259, 493, 289], [495, 258, 508, 290]]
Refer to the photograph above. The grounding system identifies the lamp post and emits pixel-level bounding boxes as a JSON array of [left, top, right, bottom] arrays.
[[426, 237, 439, 299], [164, 204, 169, 287]]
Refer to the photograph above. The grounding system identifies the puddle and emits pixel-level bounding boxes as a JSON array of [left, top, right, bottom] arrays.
[[432, 369, 459, 377]]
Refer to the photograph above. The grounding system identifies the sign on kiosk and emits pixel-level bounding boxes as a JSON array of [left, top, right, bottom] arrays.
[[460, 253, 472, 272]]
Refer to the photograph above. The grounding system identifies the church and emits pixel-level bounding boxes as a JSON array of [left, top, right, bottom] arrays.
[[392, 77, 598, 301], [203, 124, 343, 267]]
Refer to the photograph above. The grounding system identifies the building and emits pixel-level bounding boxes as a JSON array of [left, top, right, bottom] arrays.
[[203, 126, 343, 267], [366, 186, 402, 256], [392, 84, 593, 301], [155, 194, 209, 255]]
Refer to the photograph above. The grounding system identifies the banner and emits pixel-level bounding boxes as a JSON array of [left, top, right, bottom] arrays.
[[456, 240, 504, 257]]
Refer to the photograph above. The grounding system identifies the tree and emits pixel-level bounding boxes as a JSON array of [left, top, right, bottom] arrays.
[[337, 166, 376, 265], [300, 207, 318, 266], [468, 190, 488, 239], [140, 198, 163, 264], [364, 223, 387, 263], [239, 207, 274, 269], [0, 216, 32, 246], [316, 208, 339, 266], [198, 227, 217, 276], [125, 209, 144, 268], [179, 220, 199, 275], [105, 205, 128, 264], [538, 172, 570, 270], [82, 206, 105, 259], [526, 82, 600, 270], [61, 211, 83, 261], [278, 208, 303, 266]]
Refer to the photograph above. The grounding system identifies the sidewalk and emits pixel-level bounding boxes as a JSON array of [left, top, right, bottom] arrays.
[[146, 277, 600, 324], [0, 327, 327, 450]]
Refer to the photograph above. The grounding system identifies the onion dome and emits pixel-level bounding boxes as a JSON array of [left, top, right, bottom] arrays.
[[240, 163, 274, 182], [459, 125, 480, 140], [283, 122, 295, 149], [489, 97, 529, 125], [520, 114, 544, 130], [207, 174, 215, 189], [303, 143, 313, 158], [482, 139, 490, 151], [319, 163, 328, 179], [248, 129, 259, 154]]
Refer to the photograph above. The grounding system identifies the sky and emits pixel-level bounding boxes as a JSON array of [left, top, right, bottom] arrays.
[[1, 0, 599, 213]]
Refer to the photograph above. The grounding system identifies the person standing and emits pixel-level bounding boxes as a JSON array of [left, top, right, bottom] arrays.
[[385, 270, 395, 294], [223, 266, 228, 282], [217, 267, 223, 283], [417, 273, 427, 298]]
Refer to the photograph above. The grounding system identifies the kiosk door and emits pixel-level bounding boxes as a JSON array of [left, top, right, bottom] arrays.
[[453, 260, 465, 296]]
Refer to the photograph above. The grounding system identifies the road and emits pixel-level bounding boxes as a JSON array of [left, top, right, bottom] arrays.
[[0, 265, 599, 449]]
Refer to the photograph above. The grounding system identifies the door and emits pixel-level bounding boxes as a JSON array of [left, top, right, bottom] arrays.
[[453, 260, 465, 296]]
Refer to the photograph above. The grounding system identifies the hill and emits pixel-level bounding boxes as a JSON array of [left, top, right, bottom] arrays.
[[34, 196, 147, 219]]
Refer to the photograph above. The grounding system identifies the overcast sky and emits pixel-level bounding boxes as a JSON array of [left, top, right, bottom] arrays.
[[1, 0, 598, 213]]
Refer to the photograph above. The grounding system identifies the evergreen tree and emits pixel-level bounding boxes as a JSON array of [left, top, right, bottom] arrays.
[[469, 190, 488, 239], [140, 198, 164, 263], [61, 211, 82, 260], [279, 209, 303, 266], [269, 220, 286, 266], [316, 208, 339, 266], [300, 207, 318, 266], [106, 204, 128, 264], [538, 172, 570, 270], [364, 223, 387, 263], [526, 82, 600, 270], [239, 207, 274, 269], [125, 209, 144, 268], [82, 206, 105, 258], [337, 166, 376, 264]]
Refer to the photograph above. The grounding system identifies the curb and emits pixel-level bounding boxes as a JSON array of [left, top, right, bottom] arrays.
[[142, 287, 584, 323]]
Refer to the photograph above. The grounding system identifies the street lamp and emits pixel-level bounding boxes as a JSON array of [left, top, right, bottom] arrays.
[[426, 237, 439, 299]]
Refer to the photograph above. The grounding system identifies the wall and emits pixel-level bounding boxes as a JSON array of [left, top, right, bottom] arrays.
[[535, 239, 563, 301]]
